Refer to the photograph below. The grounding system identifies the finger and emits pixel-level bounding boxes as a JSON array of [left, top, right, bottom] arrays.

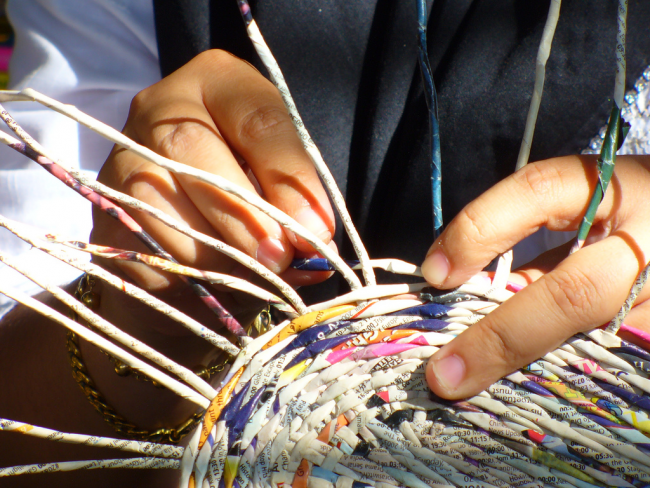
[[128, 71, 300, 276], [197, 51, 335, 251], [513, 238, 575, 283], [133, 50, 333, 258], [425, 230, 650, 399], [94, 148, 234, 292], [420, 155, 630, 288], [622, 298, 650, 333]]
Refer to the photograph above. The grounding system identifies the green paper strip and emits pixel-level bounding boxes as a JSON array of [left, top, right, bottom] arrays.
[[571, 104, 621, 253]]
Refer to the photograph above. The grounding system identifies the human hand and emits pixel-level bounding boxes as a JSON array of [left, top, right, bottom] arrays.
[[421, 154, 650, 399], [92, 49, 336, 296], [86, 50, 338, 429]]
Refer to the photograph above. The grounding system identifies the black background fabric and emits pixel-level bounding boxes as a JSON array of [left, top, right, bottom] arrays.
[[153, 0, 650, 298]]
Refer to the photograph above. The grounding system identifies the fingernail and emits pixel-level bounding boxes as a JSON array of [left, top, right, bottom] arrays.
[[421, 249, 449, 286], [256, 237, 287, 273], [294, 208, 332, 242], [430, 354, 465, 392]]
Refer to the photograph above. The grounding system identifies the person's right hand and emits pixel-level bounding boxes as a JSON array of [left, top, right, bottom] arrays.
[[92, 49, 336, 296]]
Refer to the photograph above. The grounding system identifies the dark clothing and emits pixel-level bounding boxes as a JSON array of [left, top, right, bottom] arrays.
[[152, 0, 650, 297]]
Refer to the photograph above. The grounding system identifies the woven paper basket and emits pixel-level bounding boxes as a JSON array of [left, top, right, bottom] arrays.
[[2, 2, 650, 488]]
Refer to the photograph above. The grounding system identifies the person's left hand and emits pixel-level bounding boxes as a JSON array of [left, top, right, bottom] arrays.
[[422, 154, 650, 399]]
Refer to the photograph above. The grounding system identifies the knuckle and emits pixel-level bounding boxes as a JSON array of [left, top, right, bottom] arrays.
[[269, 167, 312, 188], [194, 49, 236, 69], [457, 204, 497, 248], [156, 121, 212, 161], [543, 268, 598, 321], [513, 162, 562, 204], [238, 105, 294, 145], [128, 87, 153, 120], [478, 320, 521, 369], [192, 49, 256, 81]]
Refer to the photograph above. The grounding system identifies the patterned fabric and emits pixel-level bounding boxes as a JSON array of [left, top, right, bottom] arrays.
[[583, 66, 650, 156]]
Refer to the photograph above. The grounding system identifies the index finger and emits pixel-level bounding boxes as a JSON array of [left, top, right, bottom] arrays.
[[421, 155, 607, 288], [196, 50, 336, 251], [426, 231, 650, 399]]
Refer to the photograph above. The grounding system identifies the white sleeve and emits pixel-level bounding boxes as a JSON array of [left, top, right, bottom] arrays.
[[0, 0, 161, 311]]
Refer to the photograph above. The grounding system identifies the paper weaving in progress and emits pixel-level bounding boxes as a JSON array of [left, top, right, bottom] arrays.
[[4, 1, 650, 488]]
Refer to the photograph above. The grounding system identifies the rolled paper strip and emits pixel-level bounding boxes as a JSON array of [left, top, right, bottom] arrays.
[[609, 350, 650, 371], [352, 300, 424, 319], [439, 439, 540, 488], [290, 258, 423, 277], [450, 301, 499, 315], [527, 449, 601, 488], [235, 337, 299, 401], [583, 413, 650, 451], [566, 336, 635, 373], [466, 397, 542, 434], [0, 88, 363, 290], [442, 426, 563, 486], [199, 368, 244, 450], [574, 428, 650, 468], [600, 399, 650, 436], [611, 369, 650, 396], [0, 419, 183, 458], [515, 0, 562, 171], [572, 1, 629, 255], [551, 347, 635, 392], [487, 382, 550, 419], [596, 378, 650, 411], [390, 303, 451, 318], [236, 11, 376, 288], [414, 0, 443, 238], [528, 375, 603, 408], [571, 105, 623, 254], [0, 284, 211, 409], [513, 387, 611, 436], [325, 318, 424, 345], [311, 284, 428, 311], [0, 108, 245, 337], [0, 250, 218, 400], [607, 261, 650, 334], [0, 128, 309, 313], [366, 259, 423, 277], [333, 329, 416, 351], [456, 282, 514, 303], [614, 0, 629, 108], [287, 336, 354, 368], [0, 458, 180, 477], [56, 239, 296, 315], [394, 319, 449, 331], [292, 258, 338, 271], [588, 329, 650, 363], [0, 214, 241, 355], [279, 321, 350, 352], [229, 387, 267, 448], [420, 289, 480, 304], [263, 306, 356, 349], [618, 323, 650, 351]]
